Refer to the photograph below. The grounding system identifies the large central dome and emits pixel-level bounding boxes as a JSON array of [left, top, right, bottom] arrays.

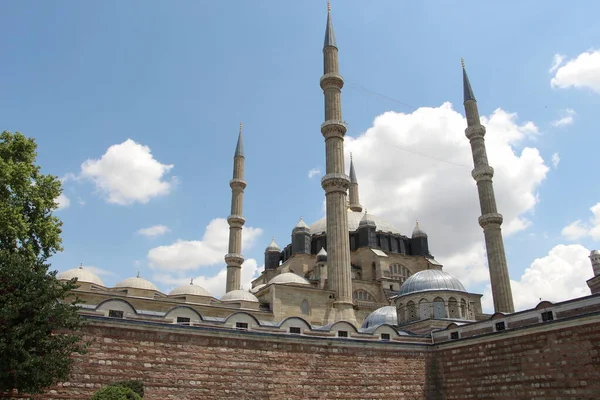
[[309, 210, 401, 234]]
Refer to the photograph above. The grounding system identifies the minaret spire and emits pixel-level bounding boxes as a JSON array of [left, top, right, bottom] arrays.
[[462, 60, 514, 313], [348, 153, 363, 212], [320, 5, 357, 325], [225, 122, 246, 293]]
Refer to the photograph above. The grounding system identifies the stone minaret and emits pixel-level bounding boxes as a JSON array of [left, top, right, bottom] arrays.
[[320, 3, 357, 325], [348, 154, 363, 212], [225, 123, 246, 293], [588, 250, 600, 295], [462, 60, 514, 313]]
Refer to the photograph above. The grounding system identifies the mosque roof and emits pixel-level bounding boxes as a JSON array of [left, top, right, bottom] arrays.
[[361, 306, 398, 329], [168, 281, 212, 297], [57, 266, 105, 286], [220, 289, 259, 303], [115, 276, 159, 291], [268, 272, 311, 286], [397, 269, 466, 297], [309, 210, 401, 235]]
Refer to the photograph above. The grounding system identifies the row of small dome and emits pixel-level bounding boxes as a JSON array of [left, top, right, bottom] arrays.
[[58, 266, 465, 301], [57, 267, 315, 302], [265, 213, 428, 252]]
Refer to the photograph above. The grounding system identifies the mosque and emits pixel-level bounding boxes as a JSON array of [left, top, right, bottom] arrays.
[[57, 4, 598, 338]]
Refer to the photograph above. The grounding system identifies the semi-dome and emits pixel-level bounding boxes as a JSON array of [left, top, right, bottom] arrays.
[[361, 306, 398, 329], [220, 289, 259, 303], [310, 210, 401, 234], [397, 269, 466, 296], [115, 275, 159, 291], [57, 266, 105, 286], [268, 272, 311, 285], [168, 280, 212, 297]]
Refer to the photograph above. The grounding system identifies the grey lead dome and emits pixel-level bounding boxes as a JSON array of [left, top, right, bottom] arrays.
[[310, 210, 401, 234], [397, 269, 466, 296]]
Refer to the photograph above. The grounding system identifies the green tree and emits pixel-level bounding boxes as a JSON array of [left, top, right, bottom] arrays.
[[90, 386, 142, 400], [0, 131, 86, 397]]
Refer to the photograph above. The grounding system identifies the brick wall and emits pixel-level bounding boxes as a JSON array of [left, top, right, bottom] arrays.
[[432, 318, 600, 399], [42, 319, 430, 400]]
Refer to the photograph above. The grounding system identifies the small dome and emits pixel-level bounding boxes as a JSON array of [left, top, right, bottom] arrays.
[[168, 280, 212, 297], [115, 275, 159, 291], [265, 238, 281, 253], [317, 247, 327, 262], [398, 269, 466, 296], [293, 217, 310, 233], [220, 289, 259, 303], [361, 306, 398, 329], [250, 284, 266, 293], [358, 211, 376, 228], [412, 221, 427, 238], [57, 266, 105, 286], [268, 272, 311, 286]]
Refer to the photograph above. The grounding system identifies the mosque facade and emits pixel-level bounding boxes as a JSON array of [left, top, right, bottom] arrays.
[[48, 6, 600, 398]]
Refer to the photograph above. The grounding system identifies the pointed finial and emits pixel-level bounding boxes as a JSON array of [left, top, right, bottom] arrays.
[[136, 270, 140, 278], [350, 152, 353, 160], [235, 122, 244, 157], [190, 278, 194, 285], [462, 58, 476, 102], [327, 0, 331, 12], [461, 57, 465, 69]]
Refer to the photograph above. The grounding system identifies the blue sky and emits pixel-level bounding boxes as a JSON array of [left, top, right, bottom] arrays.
[[1, 1, 599, 310]]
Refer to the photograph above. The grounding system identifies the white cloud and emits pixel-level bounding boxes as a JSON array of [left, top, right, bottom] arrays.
[[308, 167, 321, 179], [549, 54, 565, 73], [153, 259, 261, 298], [551, 50, 600, 93], [482, 244, 592, 312], [80, 139, 176, 205], [551, 108, 576, 127], [345, 103, 549, 288], [82, 265, 117, 277], [551, 153, 560, 169], [561, 203, 600, 241], [137, 224, 171, 238], [147, 218, 263, 271], [55, 193, 70, 210]]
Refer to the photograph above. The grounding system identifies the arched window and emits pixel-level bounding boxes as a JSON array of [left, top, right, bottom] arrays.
[[352, 290, 375, 302], [389, 264, 411, 284], [419, 298, 430, 320], [407, 301, 417, 322], [448, 297, 459, 319], [301, 299, 309, 315], [372, 262, 377, 280], [433, 297, 446, 319], [460, 298, 467, 319]]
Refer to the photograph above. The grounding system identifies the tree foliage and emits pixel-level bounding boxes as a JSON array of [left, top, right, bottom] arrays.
[[0, 131, 86, 397], [108, 381, 144, 398], [90, 386, 142, 400]]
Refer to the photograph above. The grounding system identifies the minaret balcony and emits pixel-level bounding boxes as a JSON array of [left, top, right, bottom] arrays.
[[229, 178, 247, 190], [465, 125, 486, 140], [321, 120, 348, 138], [227, 215, 246, 227], [320, 73, 344, 90], [478, 213, 503, 228], [321, 173, 350, 193]]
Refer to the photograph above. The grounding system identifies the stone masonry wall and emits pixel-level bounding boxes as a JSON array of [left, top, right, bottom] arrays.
[[42, 319, 430, 400], [431, 317, 600, 399]]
